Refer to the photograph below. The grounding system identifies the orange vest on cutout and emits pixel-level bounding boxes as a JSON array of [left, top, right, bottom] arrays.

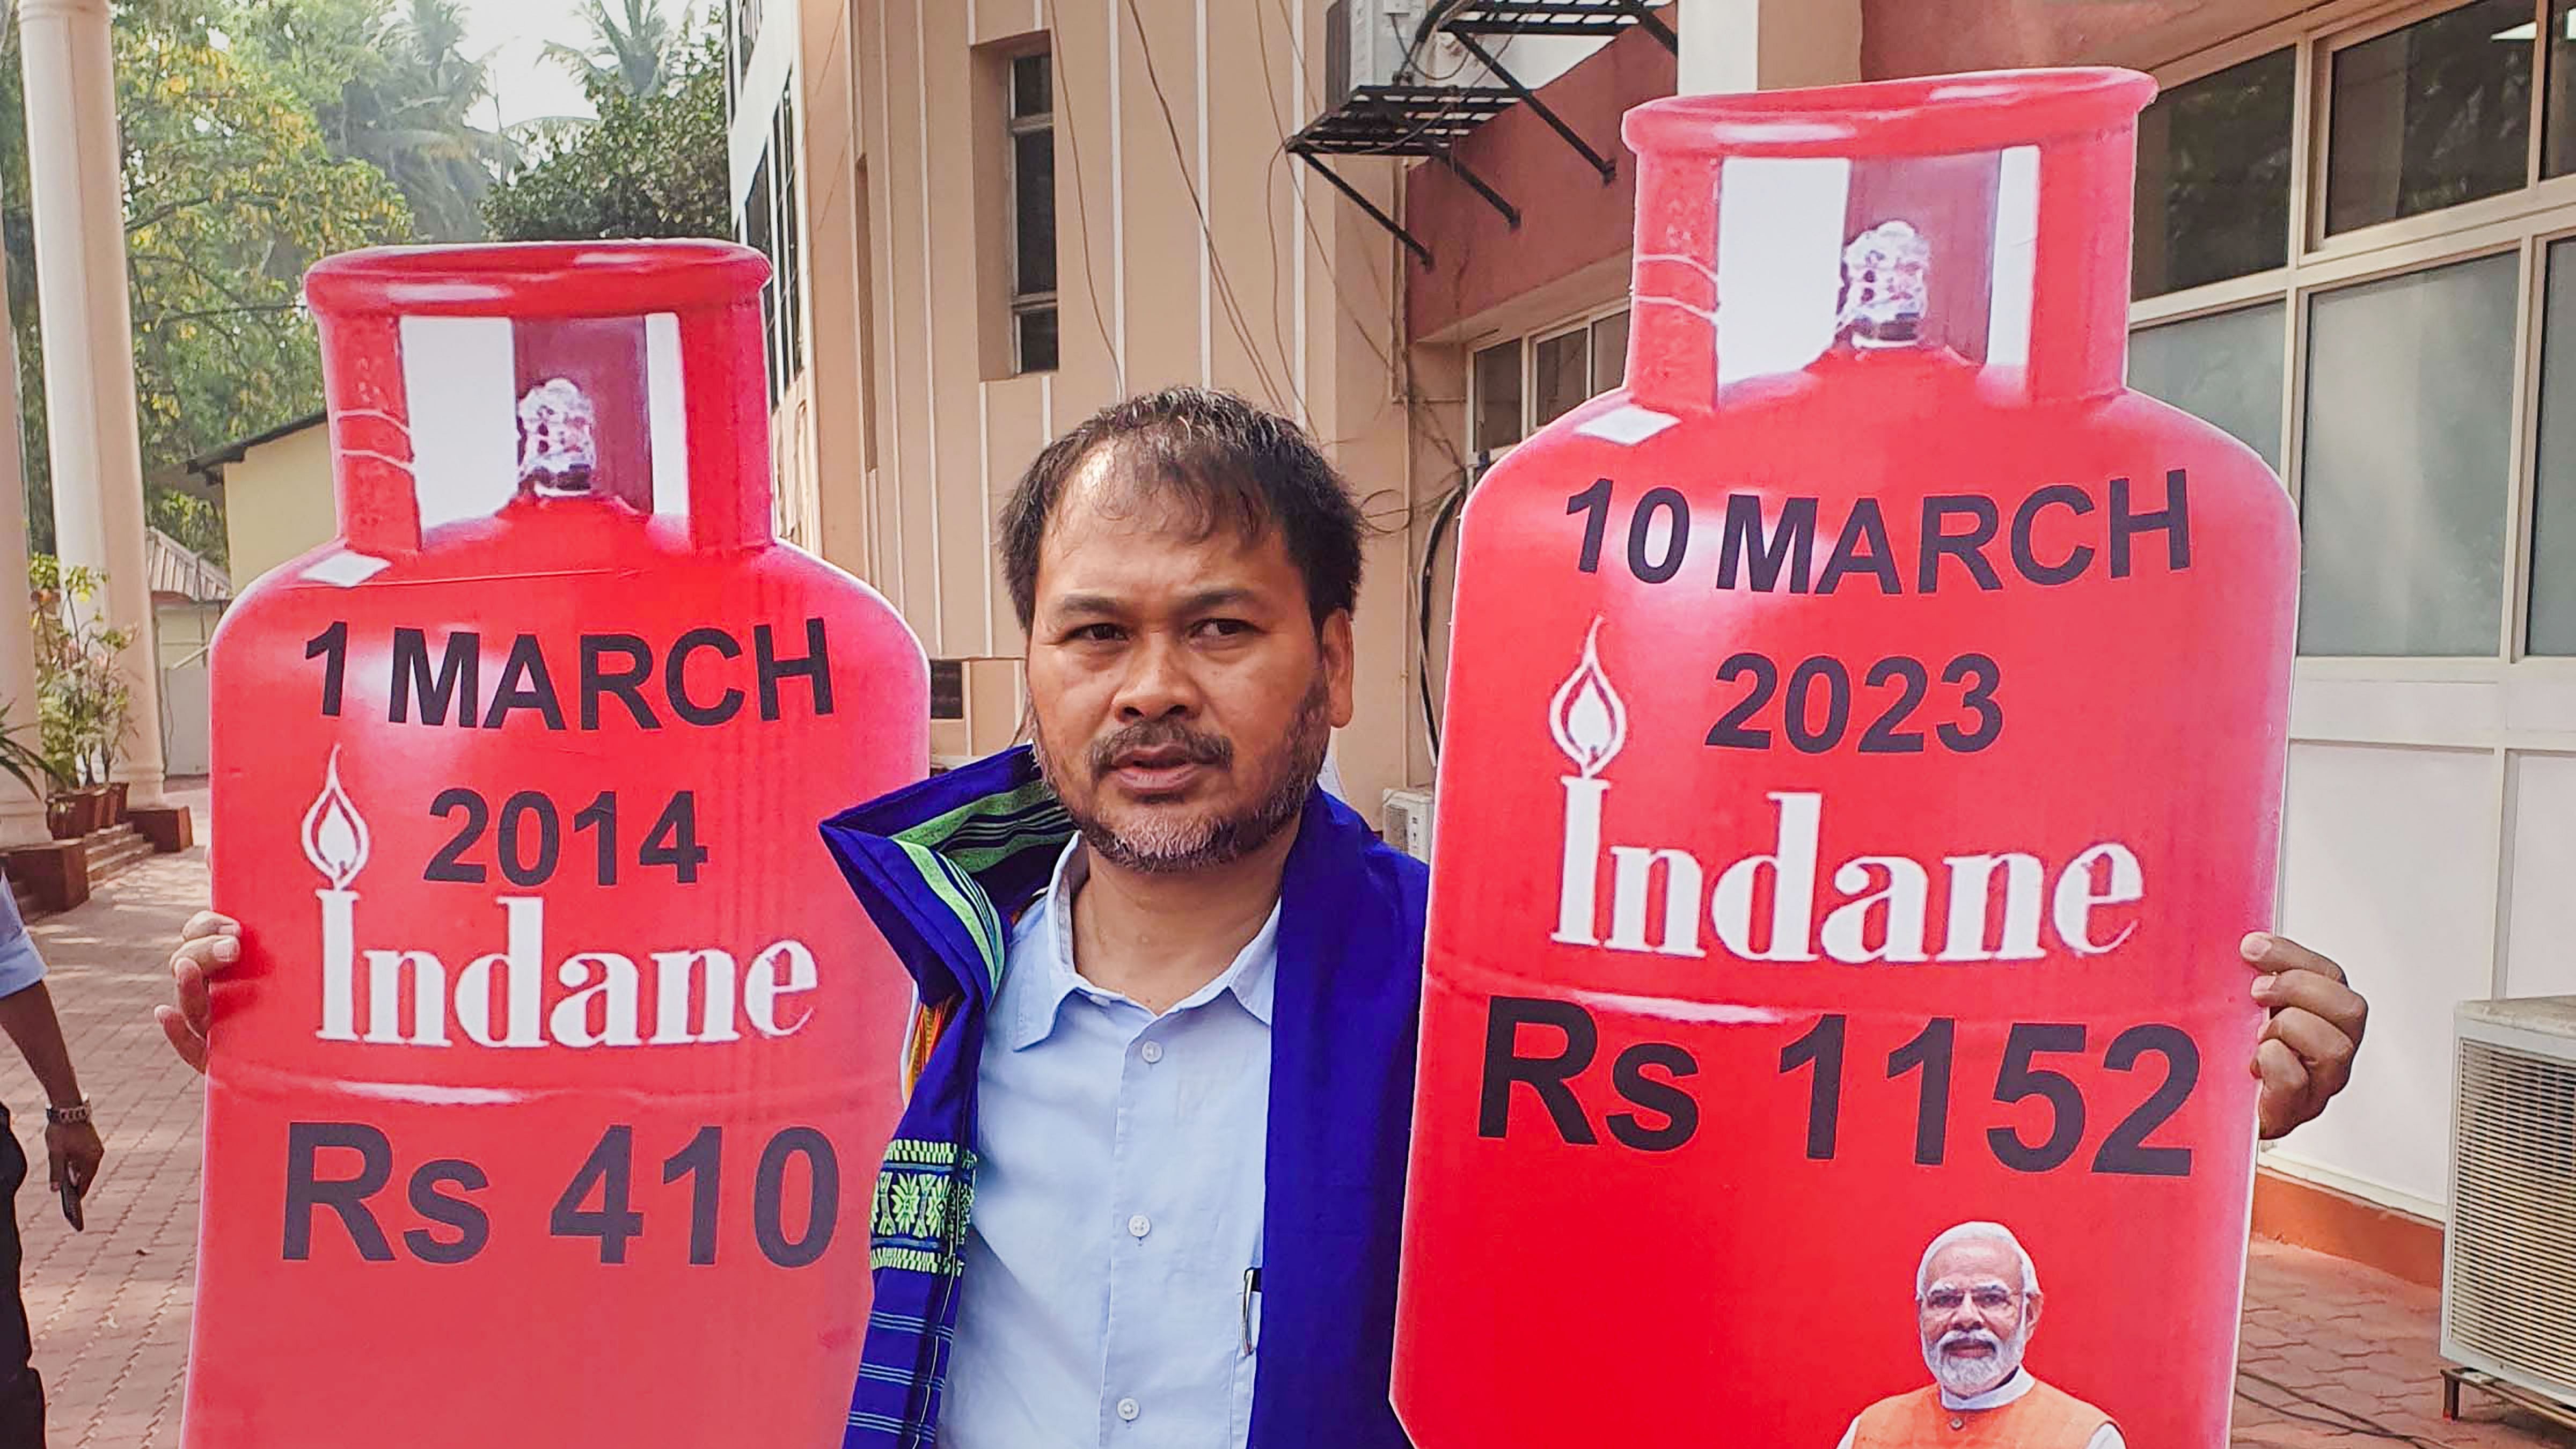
[[1849, 1379, 2117, 1449]]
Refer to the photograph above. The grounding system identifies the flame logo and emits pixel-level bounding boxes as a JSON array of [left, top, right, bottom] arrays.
[[302, 747, 370, 890], [1548, 618, 1627, 780]]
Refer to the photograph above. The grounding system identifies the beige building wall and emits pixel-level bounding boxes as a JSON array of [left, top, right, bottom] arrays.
[[216, 423, 336, 588], [784, 0, 1430, 814]]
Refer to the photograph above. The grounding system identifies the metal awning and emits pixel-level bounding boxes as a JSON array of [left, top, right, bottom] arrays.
[[1286, 86, 1521, 266], [1438, 0, 1677, 47], [1288, 2, 1677, 267]]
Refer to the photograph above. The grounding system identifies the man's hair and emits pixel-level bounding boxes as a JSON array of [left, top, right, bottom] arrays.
[[1916, 1221, 2039, 1297], [998, 387, 1365, 631]]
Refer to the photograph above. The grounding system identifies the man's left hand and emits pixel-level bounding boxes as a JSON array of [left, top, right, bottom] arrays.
[[2244, 933, 2367, 1140], [46, 1117, 102, 1197]]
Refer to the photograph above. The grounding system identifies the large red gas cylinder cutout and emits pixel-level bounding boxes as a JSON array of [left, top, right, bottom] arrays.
[[1396, 71, 2295, 1447], [186, 243, 925, 1445]]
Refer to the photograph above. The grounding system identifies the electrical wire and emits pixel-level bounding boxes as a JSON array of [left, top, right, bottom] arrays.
[[1415, 472, 1472, 758], [1121, 0, 1300, 414]]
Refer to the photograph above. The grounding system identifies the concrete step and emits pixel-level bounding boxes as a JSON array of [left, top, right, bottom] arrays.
[[83, 825, 155, 884]]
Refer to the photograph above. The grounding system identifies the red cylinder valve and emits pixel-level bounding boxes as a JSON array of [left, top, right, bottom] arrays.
[[186, 242, 925, 1445], [1395, 71, 2295, 1448]]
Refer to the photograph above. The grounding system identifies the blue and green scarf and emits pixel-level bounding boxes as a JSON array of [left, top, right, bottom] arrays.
[[819, 745, 1429, 1448]]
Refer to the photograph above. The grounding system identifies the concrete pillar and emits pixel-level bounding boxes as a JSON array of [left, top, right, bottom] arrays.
[[0, 206, 52, 850], [18, 0, 166, 806], [1676, 0, 1863, 95]]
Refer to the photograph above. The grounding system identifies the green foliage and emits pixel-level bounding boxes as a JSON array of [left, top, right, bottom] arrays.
[[118, 6, 415, 501], [544, 0, 687, 100], [0, 0, 415, 559], [29, 557, 133, 789], [484, 26, 728, 243], [150, 489, 229, 567]]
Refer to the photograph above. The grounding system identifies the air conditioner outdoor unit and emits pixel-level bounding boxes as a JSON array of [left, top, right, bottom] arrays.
[[1325, 0, 1432, 109], [2443, 996, 2576, 1410], [1382, 787, 1434, 861]]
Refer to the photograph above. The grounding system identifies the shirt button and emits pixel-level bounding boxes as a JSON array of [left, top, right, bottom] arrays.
[[1138, 1041, 1164, 1064], [1117, 1398, 1141, 1423], [1128, 1213, 1151, 1239]]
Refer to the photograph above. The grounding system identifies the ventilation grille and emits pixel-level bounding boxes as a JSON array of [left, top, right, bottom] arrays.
[[2448, 1033, 2576, 1404]]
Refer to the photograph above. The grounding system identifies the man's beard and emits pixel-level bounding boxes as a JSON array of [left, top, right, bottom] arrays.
[[1035, 676, 1330, 874], [1924, 1323, 2030, 1400]]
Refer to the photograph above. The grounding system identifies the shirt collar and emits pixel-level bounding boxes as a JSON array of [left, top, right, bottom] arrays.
[[1941, 1368, 2035, 1413], [1005, 838, 1282, 1050]]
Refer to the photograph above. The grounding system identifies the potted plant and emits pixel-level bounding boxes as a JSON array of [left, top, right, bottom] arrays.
[[32, 558, 135, 838], [0, 700, 69, 841]]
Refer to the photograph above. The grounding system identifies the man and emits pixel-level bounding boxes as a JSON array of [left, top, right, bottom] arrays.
[[0, 877, 105, 1444], [160, 387, 2370, 1447], [1839, 1223, 2116, 1449]]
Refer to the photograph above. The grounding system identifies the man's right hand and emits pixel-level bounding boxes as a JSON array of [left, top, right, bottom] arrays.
[[155, 911, 241, 1074]]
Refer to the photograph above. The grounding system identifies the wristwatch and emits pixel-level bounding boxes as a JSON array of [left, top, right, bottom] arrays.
[[44, 1100, 91, 1126]]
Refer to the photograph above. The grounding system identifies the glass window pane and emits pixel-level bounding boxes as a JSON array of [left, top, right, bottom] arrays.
[[2548, 0, 2576, 174], [1017, 307, 1059, 374], [1014, 127, 1056, 297], [1473, 341, 1522, 450], [1532, 330, 1589, 427], [2133, 50, 2293, 298], [2129, 303, 2286, 471], [780, 101, 803, 381], [1592, 311, 1629, 391], [2326, 1, 2534, 236], [2528, 238, 2576, 652], [1013, 53, 1051, 119], [2299, 254, 2519, 656]]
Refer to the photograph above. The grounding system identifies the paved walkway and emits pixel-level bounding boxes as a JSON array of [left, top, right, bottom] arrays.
[[0, 787, 2568, 1447], [1, 785, 210, 1448]]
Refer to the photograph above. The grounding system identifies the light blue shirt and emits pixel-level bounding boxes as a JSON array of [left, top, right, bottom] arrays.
[[941, 840, 1278, 1449], [0, 882, 46, 999]]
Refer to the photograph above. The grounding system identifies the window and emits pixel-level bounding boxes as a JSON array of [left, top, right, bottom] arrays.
[[1473, 340, 1521, 451], [744, 154, 777, 402], [1468, 309, 1631, 453], [1008, 52, 1057, 374], [736, 92, 805, 406], [2298, 255, 2518, 656], [2129, 303, 2288, 470], [2528, 238, 2576, 652], [778, 91, 804, 384], [929, 661, 965, 721], [2133, 50, 2294, 297], [2545, 0, 2576, 175], [2133, 2, 2576, 661], [2326, 1, 2533, 235]]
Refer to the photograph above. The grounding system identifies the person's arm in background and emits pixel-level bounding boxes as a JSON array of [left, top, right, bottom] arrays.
[[0, 887, 100, 1198]]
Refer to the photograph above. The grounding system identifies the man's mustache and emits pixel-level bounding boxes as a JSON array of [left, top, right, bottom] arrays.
[[1087, 720, 1232, 779], [1937, 1330, 2003, 1358]]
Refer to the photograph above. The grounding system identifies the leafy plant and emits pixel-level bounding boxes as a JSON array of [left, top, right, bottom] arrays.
[[0, 699, 65, 800], [30, 557, 135, 790], [482, 23, 726, 243]]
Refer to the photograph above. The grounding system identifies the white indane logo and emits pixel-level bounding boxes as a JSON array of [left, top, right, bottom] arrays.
[[303, 751, 819, 1050], [1546, 623, 2146, 965]]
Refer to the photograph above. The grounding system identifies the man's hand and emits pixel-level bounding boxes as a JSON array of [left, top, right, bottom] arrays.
[[2244, 932, 2367, 1140], [45, 1116, 101, 1197], [153, 911, 241, 1075]]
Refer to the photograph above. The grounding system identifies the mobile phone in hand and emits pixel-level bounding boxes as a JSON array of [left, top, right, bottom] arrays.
[[58, 1177, 82, 1232]]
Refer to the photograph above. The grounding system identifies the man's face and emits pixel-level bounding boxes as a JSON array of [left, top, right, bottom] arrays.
[[1916, 1240, 2039, 1399], [1024, 448, 1356, 873]]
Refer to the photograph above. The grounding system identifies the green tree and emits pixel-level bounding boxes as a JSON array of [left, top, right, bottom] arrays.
[[484, 27, 727, 242], [0, 0, 414, 560], [545, 0, 686, 100], [235, 0, 516, 241], [118, 2, 413, 525]]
